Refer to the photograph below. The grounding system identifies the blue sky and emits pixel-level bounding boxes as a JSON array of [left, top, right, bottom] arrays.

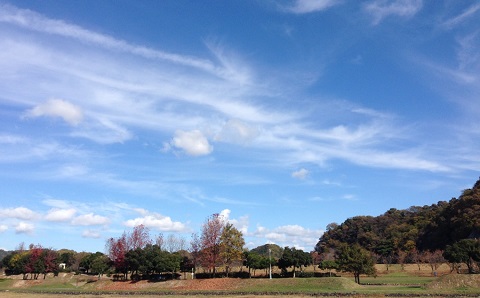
[[0, 0, 479, 253]]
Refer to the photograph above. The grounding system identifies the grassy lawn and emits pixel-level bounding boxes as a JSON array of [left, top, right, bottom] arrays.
[[2, 272, 480, 297], [230, 277, 361, 294], [361, 271, 436, 285], [0, 278, 14, 289]]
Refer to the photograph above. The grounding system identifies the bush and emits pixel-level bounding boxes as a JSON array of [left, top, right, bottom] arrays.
[[230, 271, 250, 278], [297, 271, 315, 278], [194, 272, 226, 279], [112, 274, 126, 281], [130, 273, 141, 281]]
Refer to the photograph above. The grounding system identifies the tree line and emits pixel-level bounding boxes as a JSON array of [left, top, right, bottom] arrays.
[[2, 178, 479, 282], [1, 213, 318, 281], [316, 178, 480, 275]]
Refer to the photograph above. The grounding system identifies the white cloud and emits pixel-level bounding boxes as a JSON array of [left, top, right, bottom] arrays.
[[342, 194, 357, 201], [0, 4, 442, 173], [71, 118, 132, 144], [0, 134, 26, 144], [252, 224, 323, 250], [457, 31, 480, 72], [42, 199, 73, 209], [283, 0, 339, 14], [231, 215, 250, 235], [0, 207, 37, 220], [15, 222, 34, 234], [364, 0, 422, 25], [24, 98, 84, 126], [215, 119, 259, 145], [45, 208, 77, 222], [219, 209, 231, 220], [57, 165, 89, 178], [442, 3, 480, 29], [220, 209, 249, 234], [71, 213, 110, 226], [124, 213, 187, 232], [82, 230, 101, 239], [0, 138, 88, 163], [321, 179, 341, 186], [170, 130, 213, 156], [292, 168, 309, 179], [0, 3, 241, 82], [0, 3, 466, 176], [0, 225, 7, 233]]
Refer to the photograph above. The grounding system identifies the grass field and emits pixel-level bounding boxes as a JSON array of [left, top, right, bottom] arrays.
[[1, 264, 479, 297]]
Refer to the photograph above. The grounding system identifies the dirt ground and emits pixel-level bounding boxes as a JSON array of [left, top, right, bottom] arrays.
[[0, 294, 305, 298]]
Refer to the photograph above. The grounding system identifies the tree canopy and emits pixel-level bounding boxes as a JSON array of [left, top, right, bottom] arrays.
[[316, 178, 480, 259], [335, 243, 376, 284]]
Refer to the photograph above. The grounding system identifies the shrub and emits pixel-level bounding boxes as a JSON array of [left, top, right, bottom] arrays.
[[297, 271, 315, 278]]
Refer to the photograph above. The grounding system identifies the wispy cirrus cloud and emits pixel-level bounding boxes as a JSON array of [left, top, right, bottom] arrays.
[[282, 0, 339, 14], [0, 3, 459, 176], [364, 0, 423, 25], [0, 136, 88, 163], [0, 3, 253, 85], [442, 3, 480, 29]]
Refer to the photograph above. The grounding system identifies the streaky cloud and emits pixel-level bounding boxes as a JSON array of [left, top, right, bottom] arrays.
[[442, 3, 480, 29], [364, 0, 422, 25], [0, 3, 243, 82], [282, 0, 339, 14]]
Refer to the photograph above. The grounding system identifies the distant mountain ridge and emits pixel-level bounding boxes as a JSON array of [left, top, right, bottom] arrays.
[[250, 244, 283, 259]]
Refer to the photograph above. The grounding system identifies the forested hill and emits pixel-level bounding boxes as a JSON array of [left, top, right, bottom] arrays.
[[316, 178, 480, 255]]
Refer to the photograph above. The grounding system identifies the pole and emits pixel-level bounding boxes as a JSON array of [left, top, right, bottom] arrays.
[[269, 248, 272, 279]]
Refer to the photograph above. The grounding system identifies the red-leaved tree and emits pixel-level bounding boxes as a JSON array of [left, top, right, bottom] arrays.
[[41, 249, 59, 279], [200, 213, 225, 277], [190, 232, 201, 276], [106, 232, 128, 279], [128, 224, 151, 250], [25, 244, 43, 280], [106, 225, 152, 279]]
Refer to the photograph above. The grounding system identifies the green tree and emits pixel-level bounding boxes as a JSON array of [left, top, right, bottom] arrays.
[[277, 247, 311, 278], [58, 250, 75, 270], [90, 254, 110, 278], [335, 243, 376, 284], [220, 223, 245, 277], [444, 239, 480, 274], [318, 260, 338, 277], [80, 252, 106, 275], [244, 251, 270, 277]]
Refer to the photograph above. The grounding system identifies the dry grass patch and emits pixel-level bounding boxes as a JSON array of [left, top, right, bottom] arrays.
[[427, 274, 480, 290]]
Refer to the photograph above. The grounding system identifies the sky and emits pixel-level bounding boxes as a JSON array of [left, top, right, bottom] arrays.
[[0, 0, 479, 253]]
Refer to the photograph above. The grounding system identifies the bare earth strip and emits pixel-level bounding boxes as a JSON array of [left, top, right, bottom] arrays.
[[0, 294, 317, 298]]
